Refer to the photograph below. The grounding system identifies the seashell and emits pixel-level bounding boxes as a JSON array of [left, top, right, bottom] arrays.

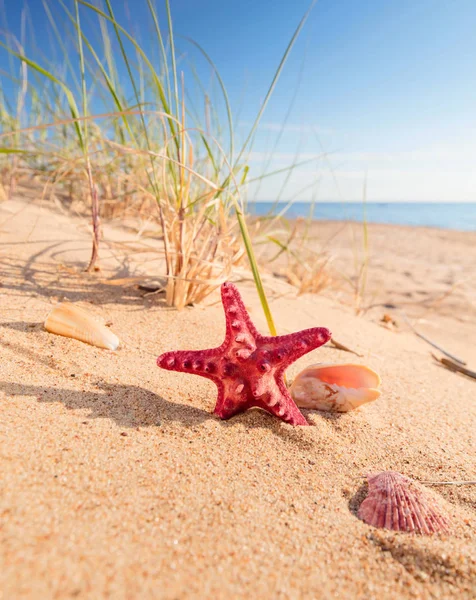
[[290, 363, 381, 412], [44, 303, 119, 350], [358, 471, 450, 535]]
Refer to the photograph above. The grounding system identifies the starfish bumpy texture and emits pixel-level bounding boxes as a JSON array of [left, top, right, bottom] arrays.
[[157, 282, 331, 425]]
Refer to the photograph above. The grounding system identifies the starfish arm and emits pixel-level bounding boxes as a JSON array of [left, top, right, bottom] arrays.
[[213, 375, 251, 420], [220, 282, 260, 347], [157, 348, 222, 382], [213, 384, 243, 420], [243, 373, 309, 425], [260, 327, 331, 369], [274, 377, 310, 426]]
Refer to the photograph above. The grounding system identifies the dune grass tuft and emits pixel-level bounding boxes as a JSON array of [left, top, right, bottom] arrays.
[[0, 0, 328, 329]]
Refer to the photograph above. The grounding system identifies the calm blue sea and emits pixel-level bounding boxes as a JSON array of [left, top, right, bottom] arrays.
[[248, 202, 476, 231]]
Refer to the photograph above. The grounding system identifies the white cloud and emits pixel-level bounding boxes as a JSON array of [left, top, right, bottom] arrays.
[[247, 166, 476, 203], [238, 121, 333, 135], [335, 144, 476, 166], [245, 142, 476, 202], [247, 150, 328, 163], [258, 122, 333, 134]]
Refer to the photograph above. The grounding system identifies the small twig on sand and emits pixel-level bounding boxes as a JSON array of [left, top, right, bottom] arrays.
[[138, 284, 165, 293], [86, 183, 100, 272], [419, 480, 476, 486], [141, 286, 166, 298], [330, 337, 363, 357], [431, 354, 476, 380], [400, 311, 466, 366]]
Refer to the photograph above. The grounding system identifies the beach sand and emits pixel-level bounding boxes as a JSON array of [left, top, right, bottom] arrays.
[[1, 197, 475, 599]]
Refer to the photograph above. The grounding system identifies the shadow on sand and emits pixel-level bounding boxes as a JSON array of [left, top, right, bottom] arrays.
[[1, 379, 317, 449], [0, 380, 209, 428], [348, 482, 368, 518], [0, 240, 167, 310]]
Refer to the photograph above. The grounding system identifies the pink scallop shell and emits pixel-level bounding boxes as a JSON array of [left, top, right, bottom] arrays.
[[357, 471, 450, 535]]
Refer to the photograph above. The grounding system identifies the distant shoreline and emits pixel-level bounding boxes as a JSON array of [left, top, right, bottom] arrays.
[[251, 216, 476, 235], [247, 201, 476, 232]]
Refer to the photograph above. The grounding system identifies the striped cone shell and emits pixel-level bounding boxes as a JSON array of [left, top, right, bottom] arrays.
[[44, 303, 119, 350]]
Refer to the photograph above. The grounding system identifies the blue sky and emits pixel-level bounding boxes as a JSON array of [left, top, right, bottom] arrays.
[[2, 0, 476, 202]]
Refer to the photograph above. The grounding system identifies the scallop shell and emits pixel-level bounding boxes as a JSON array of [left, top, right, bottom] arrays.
[[358, 471, 450, 535], [290, 363, 381, 412], [44, 303, 119, 350]]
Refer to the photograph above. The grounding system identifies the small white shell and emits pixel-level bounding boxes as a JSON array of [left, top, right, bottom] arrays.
[[290, 363, 381, 412], [358, 471, 450, 535], [44, 303, 119, 350]]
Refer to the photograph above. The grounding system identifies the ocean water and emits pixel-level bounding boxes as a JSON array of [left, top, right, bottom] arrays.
[[248, 202, 476, 231]]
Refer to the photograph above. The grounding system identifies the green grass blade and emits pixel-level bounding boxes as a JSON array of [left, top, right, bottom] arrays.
[[165, 0, 179, 120], [77, 0, 177, 144], [0, 148, 29, 154], [102, 0, 149, 142], [0, 41, 84, 151], [41, 0, 80, 93], [234, 0, 317, 169], [183, 36, 234, 166], [58, 0, 132, 144], [74, 1, 88, 145], [145, 0, 172, 108], [229, 1, 317, 335], [234, 202, 278, 336], [245, 153, 327, 185]]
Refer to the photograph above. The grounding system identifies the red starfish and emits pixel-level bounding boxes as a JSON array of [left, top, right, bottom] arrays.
[[157, 282, 331, 425]]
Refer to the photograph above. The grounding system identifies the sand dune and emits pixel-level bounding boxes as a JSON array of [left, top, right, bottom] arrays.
[[1, 198, 475, 599]]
